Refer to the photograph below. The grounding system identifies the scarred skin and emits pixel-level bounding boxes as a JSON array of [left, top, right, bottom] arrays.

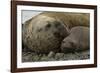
[[61, 26, 89, 53], [22, 12, 89, 54]]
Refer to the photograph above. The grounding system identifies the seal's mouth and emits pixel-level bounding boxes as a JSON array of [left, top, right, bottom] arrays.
[[53, 31, 61, 38], [61, 47, 75, 53]]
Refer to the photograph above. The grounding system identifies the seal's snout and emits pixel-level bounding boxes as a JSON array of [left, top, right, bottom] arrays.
[[53, 31, 61, 38], [61, 39, 76, 53]]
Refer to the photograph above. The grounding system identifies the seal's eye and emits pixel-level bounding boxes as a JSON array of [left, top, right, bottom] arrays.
[[46, 23, 51, 28], [45, 23, 51, 31], [54, 22, 60, 27], [62, 40, 66, 43]]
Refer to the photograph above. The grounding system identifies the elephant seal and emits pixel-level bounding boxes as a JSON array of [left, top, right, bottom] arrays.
[[22, 12, 89, 54], [22, 14, 69, 54], [61, 26, 89, 53]]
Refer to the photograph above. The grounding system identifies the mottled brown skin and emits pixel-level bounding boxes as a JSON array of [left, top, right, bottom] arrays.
[[61, 26, 89, 53], [22, 12, 89, 54]]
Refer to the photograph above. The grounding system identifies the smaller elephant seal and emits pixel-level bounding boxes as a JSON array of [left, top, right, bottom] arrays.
[[61, 26, 89, 53]]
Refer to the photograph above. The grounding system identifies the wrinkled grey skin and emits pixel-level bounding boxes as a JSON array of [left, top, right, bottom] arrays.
[[61, 26, 89, 53], [22, 15, 69, 54]]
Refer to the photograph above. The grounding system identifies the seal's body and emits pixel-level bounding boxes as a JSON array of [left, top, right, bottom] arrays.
[[61, 26, 89, 53]]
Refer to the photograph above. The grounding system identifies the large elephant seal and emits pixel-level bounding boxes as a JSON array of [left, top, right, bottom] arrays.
[[22, 14, 69, 53], [22, 12, 89, 54], [61, 26, 89, 53]]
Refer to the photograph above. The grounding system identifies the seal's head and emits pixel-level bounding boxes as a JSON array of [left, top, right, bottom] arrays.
[[31, 15, 69, 38], [61, 37, 76, 53]]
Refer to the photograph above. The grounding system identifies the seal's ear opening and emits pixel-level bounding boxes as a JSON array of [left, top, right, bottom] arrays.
[[54, 21, 61, 27]]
